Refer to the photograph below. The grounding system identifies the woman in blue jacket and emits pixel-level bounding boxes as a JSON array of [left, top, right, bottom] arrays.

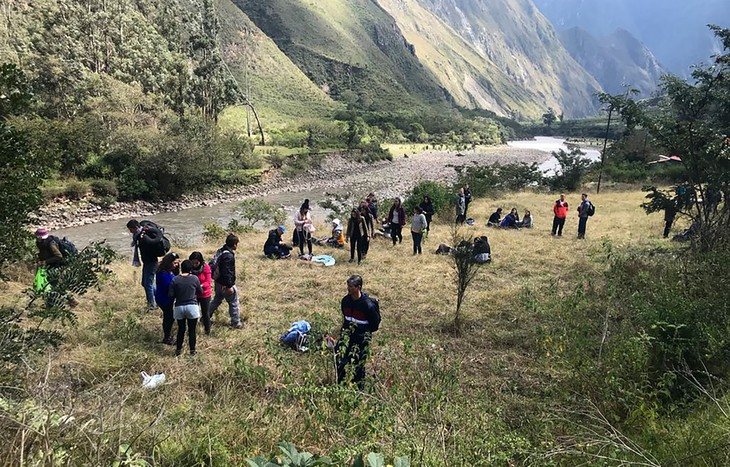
[[155, 252, 180, 345]]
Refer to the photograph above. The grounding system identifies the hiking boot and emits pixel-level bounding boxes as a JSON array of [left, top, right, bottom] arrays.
[[231, 322, 243, 329], [348, 258, 355, 263], [190, 350, 197, 356], [175, 348, 182, 356], [162, 337, 175, 346]]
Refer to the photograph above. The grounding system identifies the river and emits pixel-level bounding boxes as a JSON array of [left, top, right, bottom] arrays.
[[507, 136, 601, 174], [55, 138, 574, 254]]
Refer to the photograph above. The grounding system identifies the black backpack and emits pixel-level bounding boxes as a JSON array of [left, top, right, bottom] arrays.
[[587, 202, 596, 217], [139, 221, 170, 257], [367, 296, 381, 332], [48, 235, 78, 258]]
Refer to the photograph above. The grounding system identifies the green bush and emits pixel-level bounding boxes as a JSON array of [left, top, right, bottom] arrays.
[[63, 180, 90, 200], [402, 180, 452, 217], [89, 179, 118, 198]]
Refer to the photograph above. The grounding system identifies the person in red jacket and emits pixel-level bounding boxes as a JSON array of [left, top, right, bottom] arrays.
[[551, 194, 569, 236], [189, 251, 213, 335]]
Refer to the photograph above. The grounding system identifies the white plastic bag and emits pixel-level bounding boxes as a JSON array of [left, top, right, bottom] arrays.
[[141, 371, 166, 389]]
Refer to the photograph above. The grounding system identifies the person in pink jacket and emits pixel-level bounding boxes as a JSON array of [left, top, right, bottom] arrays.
[[189, 251, 213, 335]]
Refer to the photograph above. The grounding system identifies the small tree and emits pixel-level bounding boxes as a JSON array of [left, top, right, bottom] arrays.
[[234, 199, 286, 229], [542, 108, 557, 128], [547, 148, 592, 192], [450, 227, 485, 330]]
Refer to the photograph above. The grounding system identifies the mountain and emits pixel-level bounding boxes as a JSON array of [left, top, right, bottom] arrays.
[[532, 0, 730, 76], [559, 27, 665, 97], [228, 0, 453, 112], [378, 0, 602, 118]]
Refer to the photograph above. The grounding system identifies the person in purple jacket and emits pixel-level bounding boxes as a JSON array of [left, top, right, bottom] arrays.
[[155, 252, 180, 345]]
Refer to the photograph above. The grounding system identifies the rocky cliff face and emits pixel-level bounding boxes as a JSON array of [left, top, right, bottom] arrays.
[[532, 0, 730, 76], [559, 27, 665, 97]]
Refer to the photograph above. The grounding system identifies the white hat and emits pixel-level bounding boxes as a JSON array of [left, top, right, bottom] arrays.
[[332, 218, 341, 226]]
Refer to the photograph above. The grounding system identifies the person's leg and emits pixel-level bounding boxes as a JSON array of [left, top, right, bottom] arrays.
[[551, 216, 559, 235], [356, 238, 363, 264], [398, 225, 404, 243], [175, 317, 186, 355], [306, 233, 313, 255], [161, 303, 175, 343], [350, 237, 357, 261], [188, 318, 198, 354], [415, 232, 423, 254], [425, 214, 432, 234], [297, 231, 305, 256], [141, 261, 157, 308], [558, 217, 565, 236], [225, 286, 241, 327], [392, 224, 398, 245], [198, 296, 211, 334], [664, 216, 674, 238], [209, 284, 224, 317], [578, 217, 587, 238]]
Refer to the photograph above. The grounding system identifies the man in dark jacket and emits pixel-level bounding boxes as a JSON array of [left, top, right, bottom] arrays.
[[463, 184, 473, 218], [577, 193, 592, 239], [209, 234, 242, 329], [127, 219, 164, 310], [336, 274, 380, 390], [264, 225, 292, 258]]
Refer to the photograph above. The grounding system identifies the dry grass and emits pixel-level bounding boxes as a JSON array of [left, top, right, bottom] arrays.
[[1, 189, 679, 464]]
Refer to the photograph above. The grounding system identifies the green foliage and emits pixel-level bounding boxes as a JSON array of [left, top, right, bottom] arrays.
[[233, 199, 286, 229], [0, 67, 47, 274], [63, 180, 90, 200], [90, 179, 119, 198], [546, 148, 593, 192], [402, 180, 451, 216], [454, 162, 544, 197], [203, 223, 229, 243], [542, 108, 557, 127]]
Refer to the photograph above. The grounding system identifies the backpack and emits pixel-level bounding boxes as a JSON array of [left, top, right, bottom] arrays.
[[587, 202, 596, 217], [48, 235, 78, 258], [209, 249, 231, 281], [367, 296, 381, 332], [138, 221, 170, 257]]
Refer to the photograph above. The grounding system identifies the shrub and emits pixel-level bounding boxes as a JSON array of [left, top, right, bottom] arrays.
[[202, 223, 228, 243], [403, 180, 452, 217], [89, 179, 118, 198], [63, 180, 90, 200], [233, 199, 286, 229], [544, 148, 593, 192], [266, 149, 287, 169]]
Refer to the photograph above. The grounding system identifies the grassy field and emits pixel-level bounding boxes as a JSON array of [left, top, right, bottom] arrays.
[[1, 190, 678, 465]]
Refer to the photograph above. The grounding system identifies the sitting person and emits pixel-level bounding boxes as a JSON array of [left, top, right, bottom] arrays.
[[473, 236, 491, 263], [373, 219, 392, 239], [499, 208, 519, 228], [263, 225, 292, 258], [315, 219, 345, 247], [435, 242, 453, 255], [516, 210, 533, 228], [487, 208, 503, 227]]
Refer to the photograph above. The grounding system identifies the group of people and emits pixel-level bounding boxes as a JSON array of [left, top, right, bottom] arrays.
[[128, 219, 243, 356], [480, 193, 594, 239], [262, 194, 438, 265]]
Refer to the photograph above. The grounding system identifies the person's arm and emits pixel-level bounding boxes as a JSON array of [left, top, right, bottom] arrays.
[[168, 278, 176, 299], [195, 277, 203, 296], [219, 252, 235, 288], [294, 212, 305, 228]]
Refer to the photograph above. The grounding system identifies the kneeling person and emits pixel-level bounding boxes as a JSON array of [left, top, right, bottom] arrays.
[[264, 225, 292, 259]]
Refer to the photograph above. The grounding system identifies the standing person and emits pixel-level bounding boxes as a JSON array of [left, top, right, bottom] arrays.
[[359, 202, 375, 259], [189, 251, 212, 335], [663, 198, 678, 238], [577, 193, 593, 239], [419, 196, 435, 234], [551, 194, 569, 237], [169, 259, 203, 356], [386, 197, 406, 245], [346, 208, 369, 265], [335, 275, 381, 390], [127, 219, 166, 311], [411, 206, 428, 255], [293, 199, 314, 257], [366, 193, 379, 221], [155, 252, 180, 345], [463, 184, 473, 218], [209, 234, 243, 329], [455, 188, 466, 224], [33, 227, 78, 307]]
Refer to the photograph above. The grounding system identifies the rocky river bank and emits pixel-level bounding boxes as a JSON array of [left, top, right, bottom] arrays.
[[37, 146, 551, 230]]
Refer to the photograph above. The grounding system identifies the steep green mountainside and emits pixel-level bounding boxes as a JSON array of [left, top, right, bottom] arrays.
[[533, 0, 730, 76], [377, 0, 543, 118], [230, 0, 452, 112], [214, 0, 338, 124], [409, 0, 602, 118], [559, 27, 665, 97]]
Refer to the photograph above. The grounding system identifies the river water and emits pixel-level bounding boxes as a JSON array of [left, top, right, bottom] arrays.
[[56, 137, 588, 254]]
